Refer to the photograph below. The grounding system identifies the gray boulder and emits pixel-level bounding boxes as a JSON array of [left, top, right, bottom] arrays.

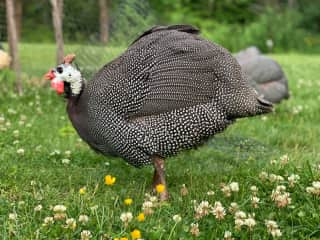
[[235, 47, 289, 103]]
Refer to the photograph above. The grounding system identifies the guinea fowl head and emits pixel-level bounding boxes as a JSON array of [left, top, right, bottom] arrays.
[[44, 54, 84, 98]]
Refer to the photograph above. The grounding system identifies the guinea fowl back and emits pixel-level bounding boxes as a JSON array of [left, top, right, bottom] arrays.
[[85, 25, 272, 167]]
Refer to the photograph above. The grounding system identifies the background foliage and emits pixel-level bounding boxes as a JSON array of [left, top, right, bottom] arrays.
[[0, 0, 319, 53]]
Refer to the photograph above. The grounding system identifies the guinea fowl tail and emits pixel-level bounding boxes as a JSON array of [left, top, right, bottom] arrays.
[[256, 96, 273, 114]]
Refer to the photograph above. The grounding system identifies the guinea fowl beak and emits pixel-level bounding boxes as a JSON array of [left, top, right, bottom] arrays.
[[44, 70, 55, 81]]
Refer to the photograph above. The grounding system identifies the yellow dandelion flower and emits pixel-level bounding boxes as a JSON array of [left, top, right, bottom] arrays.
[[137, 212, 145, 222], [131, 229, 141, 239], [120, 238, 128, 240], [105, 175, 116, 185], [156, 184, 165, 193], [79, 187, 86, 195], [124, 198, 133, 205]]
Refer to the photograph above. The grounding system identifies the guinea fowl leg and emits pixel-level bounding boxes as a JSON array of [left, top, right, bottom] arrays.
[[152, 156, 169, 201]]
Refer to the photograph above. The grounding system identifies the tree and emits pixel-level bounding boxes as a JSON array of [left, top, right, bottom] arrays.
[[50, 0, 64, 64], [6, 0, 22, 94], [99, 0, 109, 44], [14, 0, 22, 40]]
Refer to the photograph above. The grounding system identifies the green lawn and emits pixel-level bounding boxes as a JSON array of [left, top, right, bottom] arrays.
[[0, 43, 319, 239]]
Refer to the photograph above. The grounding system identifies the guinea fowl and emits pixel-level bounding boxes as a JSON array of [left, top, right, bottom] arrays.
[[45, 25, 273, 200]]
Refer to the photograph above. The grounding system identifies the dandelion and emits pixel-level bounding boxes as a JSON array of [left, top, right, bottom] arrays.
[[124, 198, 133, 205], [9, 213, 17, 221], [251, 196, 260, 208], [81, 230, 92, 240], [190, 223, 200, 237], [34, 204, 43, 212], [104, 175, 116, 185], [212, 201, 226, 220], [137, 212, 145, 222], [288, 174, 300, 187], [224, 231, 234, 240], [155, 184, 165, 193], [180, 184, 188, 196], [265, 220, 282, 237], [130, 229, 141, 239], [43, 216, 54, 226], [79, 187, 86, 195], [79, 214, 89, 224], [65, 218, 77, 230], [17, 148, 24, 155], [120, 212, 133, 226], [229, 182, 239, 192], [173, 214, 182, 223]]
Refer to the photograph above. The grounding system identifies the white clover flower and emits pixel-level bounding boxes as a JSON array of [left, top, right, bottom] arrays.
[[235, 211, 246, 219], [61, 158, 70, 164], [271, 186, 291, 208], [288, 174, 300, 187], [221, 184, 232, 197], [229, 182, 239, 192], [190, 223, 200, 237], [306, 181, 320, 196], [0, 116, 5, 124], [280, 154, 289, 165], [90, 205, 98, 211], [13, 130, 19, 137], [9, 213, 17, 221], [142, 201, 154, 215], [194, 200, 212, 219], [173, 214, 182, 223], [80, 230, 92, 240], [251, 196, 260, 208], [43, 216, 54, 226], [53, 204, 67, 212], [224, 230, 233, 240], [79, 214, 89, 224], [34, 204, 43, 212], [17, 148, 25, 155], [244, 217, 256, 230], [64, 150, 72, 156], [259, 171, 268, 181], [206, 190, 215, 196], [212, 201, 226, 220], [120, 212, 133, 224], [13, 140, 19, 145], [65, 218, 77, 230], [265, 220, 282, 237], [250, 185, 258, 193]]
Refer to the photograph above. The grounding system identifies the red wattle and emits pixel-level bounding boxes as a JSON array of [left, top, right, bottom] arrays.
[[51, 80, 64, 95]]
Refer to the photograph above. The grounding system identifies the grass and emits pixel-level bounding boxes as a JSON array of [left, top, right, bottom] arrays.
[[0, 43, 320, 239]]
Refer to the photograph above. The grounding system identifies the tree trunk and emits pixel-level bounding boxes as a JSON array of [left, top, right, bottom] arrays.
[[14, 0, 22, 40], [6, 0, 22, 94], [99, 0, 109, 44], [50, 0, 64, 64]]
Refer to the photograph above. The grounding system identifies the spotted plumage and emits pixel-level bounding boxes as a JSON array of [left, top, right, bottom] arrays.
[[47, 25, 273, 167], [74, 25, 272, 167]]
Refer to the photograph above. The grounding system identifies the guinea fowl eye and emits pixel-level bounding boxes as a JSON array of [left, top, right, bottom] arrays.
[[56, 66, 63, 74]]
